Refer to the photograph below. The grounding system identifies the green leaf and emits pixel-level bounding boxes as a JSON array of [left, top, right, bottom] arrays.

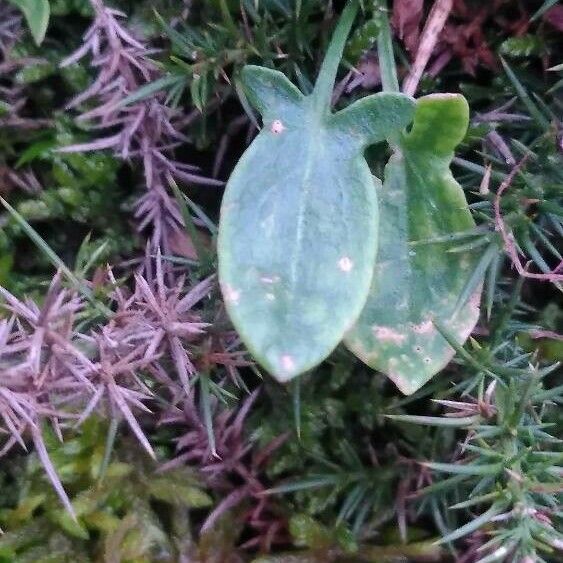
[[289, 514, 331, 549], [170, 177, 213, 270], [0, 101, 12, 116], [500, 35, 544, 58], [501, 58, 550, 129], [435, 502, 507, 545], [15, 61, 54, 84], [376, 6, 399, 94], [147, 473, 212, 508], [8, 0, 50, 45], [265, 475, 342, 495], [345, 94, 480, 395], [530, 0, 560, 21], [199, 374, 217, 456], [386, 414, 480, 427], [423, 461, 502, 476], [218, 1, 415, 381], [51, 510, 90, 540], [116, 75, 184, 108]]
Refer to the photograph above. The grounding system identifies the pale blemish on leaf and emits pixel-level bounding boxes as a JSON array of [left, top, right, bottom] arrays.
[[470, 289, 482, 310], [265, 293, 275, 301], [261, 275, 280, 284], [410, 319, 434, 334], [338, 256, 354, 272], [280, 354, 295, 372], [223, 285, 240, 304], [372, 325, 406, 344], [270, 120, 285, 134]]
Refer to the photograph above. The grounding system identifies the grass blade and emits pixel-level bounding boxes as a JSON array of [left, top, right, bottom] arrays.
[[199, 374, 217, 457], [377, 3, 399, 93], [500, 58, 550, 129], [435, 502, 507, 544], [0, 196, 112, 317]]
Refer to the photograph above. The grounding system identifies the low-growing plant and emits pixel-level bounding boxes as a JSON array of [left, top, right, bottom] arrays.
[[0, 416, 213, 562], [218, 1, 416, 383], [0, 0, 561, 561], [217, 0, 479, 396]]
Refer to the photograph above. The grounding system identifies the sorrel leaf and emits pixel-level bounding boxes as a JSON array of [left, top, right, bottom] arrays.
[[8, 0, 50, 45], [345, 94, 481, 394], [218, 1, 415, 382]]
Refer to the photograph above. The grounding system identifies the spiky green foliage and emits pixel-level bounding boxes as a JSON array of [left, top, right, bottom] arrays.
[[392, 360, 562, 560]]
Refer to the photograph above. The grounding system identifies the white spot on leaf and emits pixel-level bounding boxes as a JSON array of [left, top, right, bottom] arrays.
[[223, 285, 240, 305], [470, 289, 481, 310], [338, 256, 353, 272], [271, 120, 285, 134], [261, 275, 280, 284], [281, 355, 295, 372], [372, 325, 406, 344], [410, 319, 434, 334]]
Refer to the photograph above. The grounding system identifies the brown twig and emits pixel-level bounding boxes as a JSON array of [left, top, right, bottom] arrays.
[[402, 0, 453, 96], [493, 156, 563, 282]]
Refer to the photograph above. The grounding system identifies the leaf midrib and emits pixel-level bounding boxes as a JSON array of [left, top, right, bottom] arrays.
[[288, 116, 323, 301]]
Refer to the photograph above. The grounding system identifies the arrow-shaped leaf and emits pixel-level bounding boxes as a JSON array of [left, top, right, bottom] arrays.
[[345, 94, 481, 394], [218, 1, 415, 382], [8, 0, 50, 46]]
